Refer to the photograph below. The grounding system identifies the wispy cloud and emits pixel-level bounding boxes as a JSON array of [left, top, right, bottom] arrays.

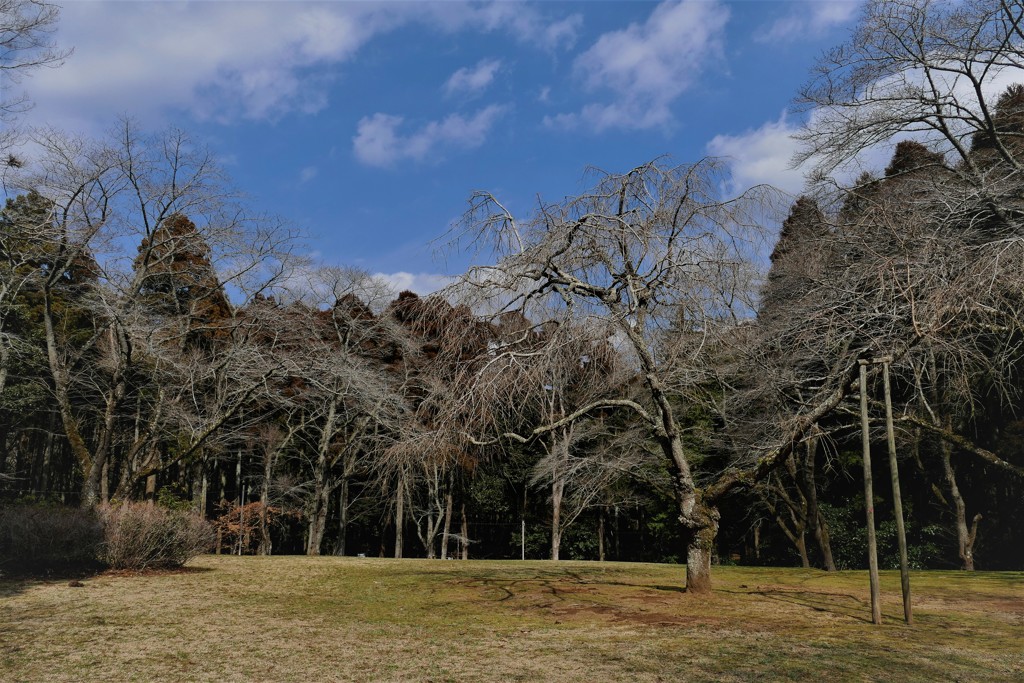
[[26, 1, 578, 130], [755, 1, 861, 44], [425, 3, 582, 51], [352, 104, 508, 168], [547, 0, 729, 132], [299, 166, 318, 184], [444, 59, 502, 97]]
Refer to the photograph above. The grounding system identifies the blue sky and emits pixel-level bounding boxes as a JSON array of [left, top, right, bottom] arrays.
[[21, 0, 864, 293]]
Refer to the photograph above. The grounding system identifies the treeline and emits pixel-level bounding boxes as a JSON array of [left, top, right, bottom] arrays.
[[0, 133, 679, 563], [4, 0, 1024, 585]]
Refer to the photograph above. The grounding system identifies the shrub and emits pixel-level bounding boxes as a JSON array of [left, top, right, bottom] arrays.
[[0, 504, 104, 575], [98, 502, 214, 570], [212, 501, 298, 555]]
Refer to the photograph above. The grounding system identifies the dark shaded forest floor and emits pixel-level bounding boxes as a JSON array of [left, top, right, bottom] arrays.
[[1, 556, 1021, 682]]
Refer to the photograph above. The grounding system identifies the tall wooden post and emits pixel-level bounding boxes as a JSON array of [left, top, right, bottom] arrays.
[[860, 361, 882, 625], [236, 451, 244, 556], [521, 518, 526, 561], [883, 361, 913, 624]]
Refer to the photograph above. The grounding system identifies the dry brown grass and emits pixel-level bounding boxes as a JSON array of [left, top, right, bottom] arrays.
[[2, 556, 1022, 682]]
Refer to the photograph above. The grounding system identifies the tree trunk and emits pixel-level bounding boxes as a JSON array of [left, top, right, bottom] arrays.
[[940, 440, 980, 570], [440, 488, 454, 560], [797, 534, 809, 568], [88, 359, 127, 507], [394, 470, 405, 559], [236, 452, 244, 555], [258, 454, 273, 556], [614, 505, 620, 560], [683, 514, 718, 594], [335, 478, 349, 557], [308, 401, 341, 557], [306, 481, 331, 556], [0, 338, 9, 397], [425, 528, 437, 559], [460, 503, 469, 560], [196, 458, 208, 518], [39, 428, 54, 497], [801, 431, 836, 571], [768, 497, 808, 569], [631, 329, 720, 592], [814, 511, 836, 571], [100, 460, 109, 504], [753, 519, 761, 562], [239, 484, 249, 555], [43, 290, 97, 508], [598, 508, 606, 562], [675, 467, 719, 594], [417, 465, 446, 560], [551, 476, 564, 561]]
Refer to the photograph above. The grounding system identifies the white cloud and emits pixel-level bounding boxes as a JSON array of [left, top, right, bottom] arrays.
[[803, 62, 1024, 183], [707, 108, 928, 198], [26, 2, 394, 129], [352, 105, 508, 168], [424, 3, 582, 51], [755, 1, 861, 43], [24, 1, 579, 130], [299, 166, 318, 184], [706, 113, 807, 195], [373, 271, 453, 296], [710, 62, 1024, 198], [552, 0, 730, 132], [444, 59, 502, 97]]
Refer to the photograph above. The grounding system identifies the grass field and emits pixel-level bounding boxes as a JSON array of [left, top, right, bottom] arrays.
[[1, 556, 1022, 682]]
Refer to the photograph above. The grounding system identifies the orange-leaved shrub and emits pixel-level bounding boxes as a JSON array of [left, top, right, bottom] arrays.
[[98, 502, 214, 570]]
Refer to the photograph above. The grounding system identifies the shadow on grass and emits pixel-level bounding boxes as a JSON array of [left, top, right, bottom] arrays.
[[0, 578, 34, 599], [450, 569, 690, 616], [0, 562, 107, 598], [100, 565, 214, 578], [724, 587, 875, 623], [0, 564, 214, 599]]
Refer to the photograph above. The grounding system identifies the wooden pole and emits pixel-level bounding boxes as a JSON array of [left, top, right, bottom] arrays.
[[883, 361, 913, 624], [521, 518, 526, 561], [860, 361, 882, 625], [236, 451, 243, 557]]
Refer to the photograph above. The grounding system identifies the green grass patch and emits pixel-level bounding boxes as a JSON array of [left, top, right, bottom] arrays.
[[1, 557, 1022, 682]]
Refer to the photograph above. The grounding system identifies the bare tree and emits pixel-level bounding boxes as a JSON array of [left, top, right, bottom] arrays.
[[752, 433, 836, 571], [796, 0, 1024, 219], [275, 268, 407, 556], [449, 159, 773, 592], [727, 131, 1024, 574], [773, 0, 1024, 568], [466, 313, 633, 560], [5, 121, 296, 507], [1, 0, 70, 170], [379, 291, 494, 560]]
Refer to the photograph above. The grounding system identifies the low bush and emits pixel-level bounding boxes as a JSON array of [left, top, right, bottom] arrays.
[[98, 502, 215, 570], [0, 504, 104, 575]]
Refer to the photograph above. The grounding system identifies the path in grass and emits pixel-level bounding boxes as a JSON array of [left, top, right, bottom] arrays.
[[2, 556, 1022, 682]]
